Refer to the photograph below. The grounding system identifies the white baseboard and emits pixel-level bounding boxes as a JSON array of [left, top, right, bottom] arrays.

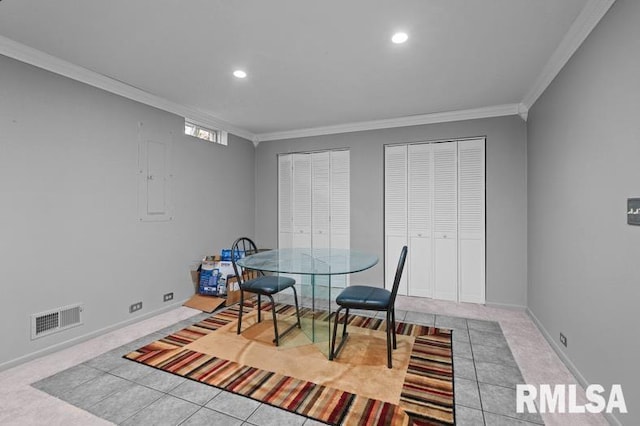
[[0, 299, 190, 373], [526, 308, 622, 426]]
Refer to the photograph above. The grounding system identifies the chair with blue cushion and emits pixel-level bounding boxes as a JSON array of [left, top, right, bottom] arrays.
[[330, 246, 408, 368], [231, 237, 301, 346]]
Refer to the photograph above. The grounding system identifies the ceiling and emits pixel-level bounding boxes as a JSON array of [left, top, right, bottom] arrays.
[[0, 0, 610, 141]]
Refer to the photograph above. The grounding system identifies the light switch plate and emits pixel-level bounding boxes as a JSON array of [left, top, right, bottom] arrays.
[[627, 198, 640, 225]]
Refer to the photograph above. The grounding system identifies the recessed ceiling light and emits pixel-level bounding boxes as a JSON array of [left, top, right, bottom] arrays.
[[233, 70, 247, 79], [391, 32, 409, 44]]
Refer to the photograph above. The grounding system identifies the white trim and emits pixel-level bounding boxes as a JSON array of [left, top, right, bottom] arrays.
[[526, 308, 622, 426], [255, 104, 522, 142], [0, 35, 256, 142], [517, 103, 529, 121], [1, 0, 613, 145], [521, 0, 616, 110]]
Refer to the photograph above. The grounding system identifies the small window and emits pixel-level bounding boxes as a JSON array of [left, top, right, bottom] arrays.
[[184, 119, 228, 145]]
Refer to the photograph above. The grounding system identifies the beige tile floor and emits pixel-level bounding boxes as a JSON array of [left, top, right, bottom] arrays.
[[0, 297, 610, 425]]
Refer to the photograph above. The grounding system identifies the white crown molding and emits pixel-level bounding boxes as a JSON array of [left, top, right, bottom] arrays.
[[3, 0, 613, 147], [0, 35, 256, 142], [521, 0, 616, 110], [255, 103, 523, 142], [517, 103, 529, 122]]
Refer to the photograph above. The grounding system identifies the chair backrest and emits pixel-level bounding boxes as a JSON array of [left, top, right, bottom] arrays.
[[388, 246, 408, 307], [230, 237, 261, 284]]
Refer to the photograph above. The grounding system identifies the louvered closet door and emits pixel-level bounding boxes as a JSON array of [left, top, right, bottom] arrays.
[[384, 145, 408, 294], [312, 152, 331, 250], [408, 143, 433, 297], [458, 139, 485, 303], [433, 142, 458, 301], [330, 150, 350, 287], [311, 152, 331, 288], [278, 154, 293, 249], [292, 153, 312, 248]]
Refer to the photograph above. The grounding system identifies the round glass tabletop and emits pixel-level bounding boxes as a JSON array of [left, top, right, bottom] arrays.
[[236, 247, 378, 275]]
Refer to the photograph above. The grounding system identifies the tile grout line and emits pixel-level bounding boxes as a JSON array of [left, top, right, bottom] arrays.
[[465, 318, 488, 426]]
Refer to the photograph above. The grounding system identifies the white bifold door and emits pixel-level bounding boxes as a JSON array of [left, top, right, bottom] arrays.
[[278, 150, 350, 288], [384, 139, 485, 303]]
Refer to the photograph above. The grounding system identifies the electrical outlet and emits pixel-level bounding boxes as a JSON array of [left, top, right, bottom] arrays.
[[129, 302, 143, 313], [163, 292, 174, 302], [560, 333, 567, 347]]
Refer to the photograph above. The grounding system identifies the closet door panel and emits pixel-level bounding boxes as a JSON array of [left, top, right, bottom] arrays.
[[385, 145, 408, 235], [330, 150, 350, 287], [408, 143, 432, 297], [408, 144, 431, 235], [278, 154, 293, 249], [292, 153, 312, 246], [312, 151, 331, 249], [459, 239, 485, 303], [434, 237, 457, 300], [458, 138, 485, 303], [408, 236, 431, 297], [384, 145, 408, 293], [433, 142, 458, 301], [330, 150, 350, 249]]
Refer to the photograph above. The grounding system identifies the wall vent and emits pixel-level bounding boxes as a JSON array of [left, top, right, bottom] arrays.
[[31, 304, 83, 339]]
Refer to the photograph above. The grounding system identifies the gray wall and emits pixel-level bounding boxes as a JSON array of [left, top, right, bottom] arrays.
[[527, 0, 639, 423], [255, 116, 528, 307], [0, 55, 256, 368]]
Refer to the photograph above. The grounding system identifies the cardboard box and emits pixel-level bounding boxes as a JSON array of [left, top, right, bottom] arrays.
[[188, 260, 258, 307], [183, 294, 225, 313]]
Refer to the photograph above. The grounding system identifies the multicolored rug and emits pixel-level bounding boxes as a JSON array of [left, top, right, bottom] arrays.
[[124, 303, 454, 425]]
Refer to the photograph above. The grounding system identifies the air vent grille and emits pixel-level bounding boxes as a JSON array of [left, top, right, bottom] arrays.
[[31, 304, 83, 339]]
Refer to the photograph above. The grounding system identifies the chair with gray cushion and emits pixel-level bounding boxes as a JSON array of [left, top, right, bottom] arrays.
[[330, 246, 408, 368], [231, 237, 301, 346]]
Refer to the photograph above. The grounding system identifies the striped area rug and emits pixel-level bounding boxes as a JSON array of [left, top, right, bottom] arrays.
[[124, 303, 454, 425]]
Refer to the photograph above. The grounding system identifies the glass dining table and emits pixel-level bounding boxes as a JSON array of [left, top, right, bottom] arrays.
[[236, 247, 378, 357]]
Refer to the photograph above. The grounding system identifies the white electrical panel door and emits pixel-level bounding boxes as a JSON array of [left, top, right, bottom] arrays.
[[384, 145, 408, 294], [458, 139, 485, 303], [407, 143, 433, 297], [278, 154, 293, 249], [137, 123, 173, 222], [433, 142, 458, 301]]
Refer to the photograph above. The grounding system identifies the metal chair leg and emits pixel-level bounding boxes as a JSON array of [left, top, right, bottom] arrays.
[[391, 308, 397, 349], [330, 307, 350, 361], [386, 310, 393, 369], [330, 306, 342, 360], [342, 308, 349, 337], [269, 295, 279, 346], [291, 285, 302, 329], [237, 289, 244, 335], [269, 294, 301, 346], [257, 294, 262, 323]]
